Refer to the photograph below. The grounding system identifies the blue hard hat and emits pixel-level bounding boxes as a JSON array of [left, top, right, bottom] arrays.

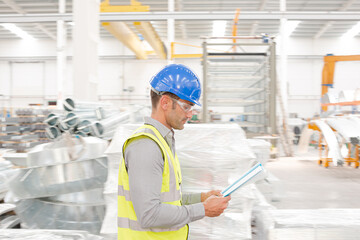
[[150, 64, 202, 106]]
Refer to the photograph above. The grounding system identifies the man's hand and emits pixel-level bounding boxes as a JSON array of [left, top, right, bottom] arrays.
[[201, 190, 222, 202], [203, 195, 231, 217]]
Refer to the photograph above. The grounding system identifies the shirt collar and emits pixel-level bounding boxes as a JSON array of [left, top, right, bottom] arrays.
[[144, 116, 173, 138]]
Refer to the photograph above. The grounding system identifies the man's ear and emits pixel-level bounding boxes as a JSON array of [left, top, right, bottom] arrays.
[[159, 95, 170, 111]]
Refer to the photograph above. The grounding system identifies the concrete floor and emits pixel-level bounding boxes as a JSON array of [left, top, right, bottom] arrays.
[[264, 149, 360, 209]]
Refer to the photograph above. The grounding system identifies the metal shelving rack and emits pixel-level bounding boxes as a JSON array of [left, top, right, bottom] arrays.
[[201, 37, 276, 135], [0, 108, 50, 152]]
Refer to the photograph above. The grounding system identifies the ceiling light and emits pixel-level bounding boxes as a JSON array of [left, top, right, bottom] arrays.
[[341, 21, 360, 39], [284, 21, 301, 37], [212, 20, 227, 37], [0, 23, 36, 41]]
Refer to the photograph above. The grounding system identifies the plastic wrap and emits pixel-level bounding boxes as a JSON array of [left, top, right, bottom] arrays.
[[176, 124, 254, 169], [268, 228, 360, 240], [246, 139, 271, 165], [15, 197, 105, 234], [102, 123, 258, 239], [0, 229, 104, 240], [8, 156, 108, 199], [254, 209, 360, 240], [355, 88, 360, 101], [321, 92, 338, 104], [177, 124, 256, 239], [326, 118, 360, 142], [255, 172, 282, 203], [338, 90, 355, 102]]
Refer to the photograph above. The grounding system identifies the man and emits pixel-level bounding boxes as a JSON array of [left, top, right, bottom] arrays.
[[118, 64, 231, 239]]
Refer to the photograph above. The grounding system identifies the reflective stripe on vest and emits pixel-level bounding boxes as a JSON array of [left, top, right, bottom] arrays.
[[118, 124, 188, 240]]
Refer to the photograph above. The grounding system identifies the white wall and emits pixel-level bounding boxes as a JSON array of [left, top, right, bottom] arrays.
[[0, 36, 359, 118], [284, 37, 360, 118]]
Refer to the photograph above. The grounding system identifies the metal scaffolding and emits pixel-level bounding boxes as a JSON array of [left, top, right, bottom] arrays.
[[201, 37, 277, 135]]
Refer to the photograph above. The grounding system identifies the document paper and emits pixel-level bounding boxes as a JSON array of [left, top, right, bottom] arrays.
[[221, 162, 265, 197]]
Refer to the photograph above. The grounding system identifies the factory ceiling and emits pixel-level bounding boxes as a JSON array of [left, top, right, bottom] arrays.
[[0, 0, 359, 40]]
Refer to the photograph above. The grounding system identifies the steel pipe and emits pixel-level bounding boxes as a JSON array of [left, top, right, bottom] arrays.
[[90, 112, 130, 137], [45, 126, 61, 139], [77, 119, 93, 134], [63, 98, 113, 111], [57, 120, 70, 131], [44, 113, 60, 126]]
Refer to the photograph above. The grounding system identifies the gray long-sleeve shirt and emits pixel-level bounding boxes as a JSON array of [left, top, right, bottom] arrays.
[[124, 117, 205, 229]]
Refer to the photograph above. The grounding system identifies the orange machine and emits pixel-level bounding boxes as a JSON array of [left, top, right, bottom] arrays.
[[321, 54, 360, 112]]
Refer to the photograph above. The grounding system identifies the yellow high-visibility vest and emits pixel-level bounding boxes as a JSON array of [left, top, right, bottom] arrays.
[[118, 124, 188, 240]]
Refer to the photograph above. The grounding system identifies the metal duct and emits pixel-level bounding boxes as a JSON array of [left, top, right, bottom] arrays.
[[15, 197, 105, 234], [8, 156, 108, 199]]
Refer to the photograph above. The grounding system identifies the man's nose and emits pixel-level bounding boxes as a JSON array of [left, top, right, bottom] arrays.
[[186, 110, 194, 118]]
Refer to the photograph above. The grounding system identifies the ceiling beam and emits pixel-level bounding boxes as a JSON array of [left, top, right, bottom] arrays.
[[1, 11, 360, 23], [1, 0, 25, 14], [35, 23, 56, 39], [134, 21, 166, 59], [250, 0, 268, 35], [313, 21, 334, 39], [1, 0, 56, 39], [102, 22, 147, 59], [313, 0, 356, 38]]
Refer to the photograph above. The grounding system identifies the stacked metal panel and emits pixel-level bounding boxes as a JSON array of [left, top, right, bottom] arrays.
[[0, 108, 50, 152], [7, 136, 109, 234]]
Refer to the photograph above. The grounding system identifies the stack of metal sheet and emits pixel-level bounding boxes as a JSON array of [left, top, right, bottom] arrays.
[[7, 136, 109, 234], [0, 108, 50, 152]]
